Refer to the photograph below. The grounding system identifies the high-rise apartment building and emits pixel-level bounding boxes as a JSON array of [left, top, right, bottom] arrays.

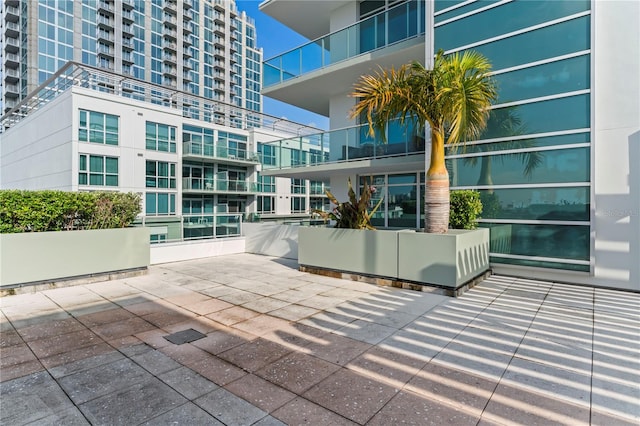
[[259, 0, 639, 290], [2, 0, 261, 116]]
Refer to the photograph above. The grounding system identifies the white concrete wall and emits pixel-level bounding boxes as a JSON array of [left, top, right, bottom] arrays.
[[244, 223, 299, 260], [1, 91, 74, 190], [150, 237, 246, 265]]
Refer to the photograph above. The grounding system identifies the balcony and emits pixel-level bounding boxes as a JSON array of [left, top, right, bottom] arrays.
[[122, 38, 134, 50], [163, 28, 177, 40], [4, 5, 20, 22], [182, 60, 192, 69], [97, 1, 114, 15], [162, 78, 177, 88], [163, 14, 177, 27], [4, 36, 20, 54], [122, 52, 134, 64], [97, 31, 115, 44], [259, 119, 425, 180], [162, 66, 177, 76], [97, 45, 114, 57], [122, 0, 135, 10], [4, 52, 19, 68], [182, 178, 258, 194], [97, 16, 114, 29], [183, 21, 192, 34], [183, 9, 193, 21], [122, 24, 135, 36], [182, 142, 261, 165], [163, 0, 177, 14], [262, 0, 425, 115], [183, 0, 193, 9], [5, 21, 20, 37], [183, 71, 192, 82], [4, 83, 20, 98], [163, 41, 177, 52], [122, 10, 134, 23], [163, 53, 177, 64], [4, 99, 19, 112]]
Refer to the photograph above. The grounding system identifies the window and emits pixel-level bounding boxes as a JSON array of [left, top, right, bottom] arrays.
[[146, 161, 177, 188], [257, 173, 275, 192], [79, 154, 118, 186], [291, 197, 306, 213], [79, 110, 119, 145], [291, 179, 306, 194], [258, 143, 276, 166], [257, 196, 275, 214], [146, 121, 177, 152], [145, 192, 176, 216]]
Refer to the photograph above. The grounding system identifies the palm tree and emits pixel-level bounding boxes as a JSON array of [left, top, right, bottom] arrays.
[[350, 50, 497, 233]]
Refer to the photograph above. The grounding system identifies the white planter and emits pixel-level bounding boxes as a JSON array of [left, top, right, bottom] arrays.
[[0, 228, 150, 287], [298, 226, 490, 290]]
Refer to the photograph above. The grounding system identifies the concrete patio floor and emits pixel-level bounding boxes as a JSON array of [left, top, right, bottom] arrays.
[[1, 253, 638, 425]]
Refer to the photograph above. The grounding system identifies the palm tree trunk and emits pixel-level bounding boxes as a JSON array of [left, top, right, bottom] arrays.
[[424, 129, 449, 233], [477, 156, 494, 194]]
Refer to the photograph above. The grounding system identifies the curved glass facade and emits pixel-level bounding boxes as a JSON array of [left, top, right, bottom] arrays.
[[435, 0, 592, 271]]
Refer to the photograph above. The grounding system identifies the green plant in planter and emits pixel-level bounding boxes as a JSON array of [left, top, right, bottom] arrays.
[[449, 190, 483, 229], [313, 178, 383, 230]]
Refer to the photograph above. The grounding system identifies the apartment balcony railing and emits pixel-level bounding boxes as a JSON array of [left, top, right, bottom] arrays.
[[182, 178, 258, 194], [97, 16, 113, 28], [4, 52, 20, 68], [97, 1, 114, 14], [262, 118, 424, 170], [4, 84, 20, 98], [5, 21, 20, 37], [4, 6, 20, 22], [182, 142, 261, 163], [122, 10, 134, 23], [4, 68, 20, 83], [122, 38, 134, 50], [263, 0, 425, 88], [4, 36, 20, 53], [138, 214, 243, 243], [122, 0, 135, 10], [164, 14, 177, 26]]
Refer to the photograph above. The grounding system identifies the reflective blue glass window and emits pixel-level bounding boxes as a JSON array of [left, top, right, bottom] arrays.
[[478, 187, 589, 221]]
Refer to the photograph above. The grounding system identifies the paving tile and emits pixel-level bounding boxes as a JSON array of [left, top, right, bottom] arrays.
[[272, 288, 315, 303], [256, 352, 340, 394], [164, 328, 207, 345], [303, 369, 399, 424], [297, 295, 344, 310], [206, 306, 261, 326], [334, 319, 397, 345], [188, 355, 247, 386], [39, 342, 115, 370], [299, 310, 359, 333], [183, 298, 234, 315], [0, 329, 24, 348], [405, 362, 498, 415], [591, 375, 640, 422], [304, 332, 372, 366], [242, 297, 291, 314], [0, 359, 44, 382], [78, 377, 187, 425], [140, 402, 222, 425], [0, 370, 76, 425], [134, 328, 174, 349], [269, 304, 320, 321], [367, 391, 480, 426], [124, 299, 176, 316], [225, 374, 296, 413], [271, 397, 357, 426], [253, 415, 288, 426], [481, 380, 590, 426], [218, 289, 264, 305], [261, 322, 329, 352], [75, 307, 136, 327], [590, 408, 640, 426], [347, 345, 427, 388], [27, 406, 90, 426], [90, 317, 156, 340], [19, 317, 85, 342], [361, 308, 419, 328], [132, 348, 182, 375], [432, 342, 514, 381], [141, 308, 198, 329], [118, 343, 154, 357], [0, 343, 38, 368], [219, 337, 292, 372], [159, 342, 211, 366], [164, 291, 212, 307], [158, 366, 219, 400], [195, 387, 268, 425], [58, 358, 152, 404], [232, 314, 291, 336], [191, 327, 256, 355], [47, 351, 124, 379], [26, 329, 101, 359], [516, 332, 593, 375]]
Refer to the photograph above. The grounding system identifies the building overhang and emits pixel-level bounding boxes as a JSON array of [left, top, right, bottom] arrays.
[[262, 37, 425, 116], [258, 0, 352, 40], [261, 153, 426, 180]]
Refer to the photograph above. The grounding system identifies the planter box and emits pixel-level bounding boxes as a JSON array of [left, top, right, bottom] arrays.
[[397, 228, 490, 288], [298, 226, 489, 291], [0, 228, 150, 287], [298, 227, 398, 279]]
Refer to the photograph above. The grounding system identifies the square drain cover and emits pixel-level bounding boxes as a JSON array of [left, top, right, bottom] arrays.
[[164, 328, 206, 345]]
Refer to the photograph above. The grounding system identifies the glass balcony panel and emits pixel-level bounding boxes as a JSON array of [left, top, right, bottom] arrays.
[[263, 0, 423, 88]]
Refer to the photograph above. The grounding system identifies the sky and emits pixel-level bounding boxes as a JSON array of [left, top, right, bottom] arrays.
[[235, 0, 330, 130]]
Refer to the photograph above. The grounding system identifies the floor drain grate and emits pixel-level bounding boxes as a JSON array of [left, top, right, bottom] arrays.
[[164, 328, 207, 345]]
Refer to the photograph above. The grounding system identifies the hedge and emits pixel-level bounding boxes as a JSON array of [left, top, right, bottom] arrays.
[[449, 190, 483, 230], [0, 191, 141, 233]]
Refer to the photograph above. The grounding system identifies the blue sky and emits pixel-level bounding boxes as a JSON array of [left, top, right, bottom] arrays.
[[235, 1, 330, 130]]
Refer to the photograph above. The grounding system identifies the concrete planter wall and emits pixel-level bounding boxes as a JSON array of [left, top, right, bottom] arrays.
[[298, 226, 489, 290], [0, 228, 150, 287]]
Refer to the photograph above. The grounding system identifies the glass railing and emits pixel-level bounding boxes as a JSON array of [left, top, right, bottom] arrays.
[[182, 178, 258, 193], [135, 214, 243, 242], [262, 118, 424, 170], [182, 142, 261, 162], [263, 0, 425, 88]]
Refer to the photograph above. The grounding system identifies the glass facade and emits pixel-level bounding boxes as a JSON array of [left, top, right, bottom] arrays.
[[434, 0, 592, 271], [79, 154, 118, 187]]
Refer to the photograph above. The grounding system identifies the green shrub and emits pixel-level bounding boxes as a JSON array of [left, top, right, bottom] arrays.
[[449, 190, 483, 230], [312, 177, 383, 230], [0, 190, 141, 233]]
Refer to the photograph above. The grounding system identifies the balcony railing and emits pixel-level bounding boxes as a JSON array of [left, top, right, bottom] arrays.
[[262, 118, 424, 170], [137, 214, 243, 243], [263, 0, 424, 88], [182, 178, 258, 193], [182, 142, 261, 163]]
